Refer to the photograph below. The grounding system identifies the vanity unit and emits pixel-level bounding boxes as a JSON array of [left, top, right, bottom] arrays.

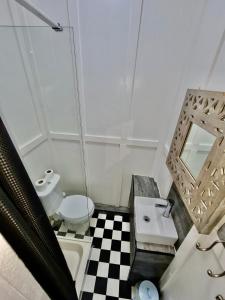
[[128, 175, 176, 286]]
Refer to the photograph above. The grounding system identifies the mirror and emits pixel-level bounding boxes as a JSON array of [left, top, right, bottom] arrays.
[[180, 123, 216, 179]]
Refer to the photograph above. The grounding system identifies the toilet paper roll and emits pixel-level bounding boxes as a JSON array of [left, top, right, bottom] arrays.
[[44, 169, 54, 181], [35, 178, 47, 192]]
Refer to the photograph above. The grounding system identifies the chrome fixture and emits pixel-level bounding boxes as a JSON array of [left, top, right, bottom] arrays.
[[196, 240, 225, 278], [196, 240, 225, 251], [216, 295, 225, 300], [14, 0, 63, 31], [155, 199, 175, 218], [207, 268, 225, 278]]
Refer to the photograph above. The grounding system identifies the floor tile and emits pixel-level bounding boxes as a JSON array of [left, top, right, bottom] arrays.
[[112, 230, 122, 240], [65, 232, 75, 239], [113, 221, 122, 231], [120, 265, 130, 280], [57, 231, 66, 237], [122, 214, 130, 222], [110, 251, 120, 264], [120, 252, 130, 266], [114, 215, 123, 222], [97, 262, 109, 278], [87, 260, 98, 276], [96, 219, 106, 228], [103, 229, 113, 239], [83, 275, 96, 293], [92, 237, 102, 249], [94, 277, 108, 295], [81, 210, 132, 299], [108, 263, 120, 279], [90, 227, 95, 237], [99, 249, 111, 263], [94, 228, 104, 238], [90, 218, 97, 227], [98, 213, 107, 219], [111, 240, 121, 252], [93, 293, 105, 300], [105, 220, 114, 230], [101, 238, 112, 250], [106, 278, 120, 297], [122, 222, 130, 232], [90, 248, 101, 261], [106, 213, 114, 220], [92, 210, 98, 218], [119, 280, 131, 299], [121, 231, 130, 241], [121, 241, 130, 253], [81, 291, 93, 300]]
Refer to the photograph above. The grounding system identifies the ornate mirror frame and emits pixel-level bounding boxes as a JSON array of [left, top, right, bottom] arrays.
[[167, 89, 225, 234]]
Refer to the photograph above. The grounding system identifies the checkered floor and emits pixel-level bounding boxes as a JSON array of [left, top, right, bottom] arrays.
[[81, 210, 133, 300]]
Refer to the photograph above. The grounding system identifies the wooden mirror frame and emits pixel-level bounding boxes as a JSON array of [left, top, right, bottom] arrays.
[[167, 89, 225, 234]]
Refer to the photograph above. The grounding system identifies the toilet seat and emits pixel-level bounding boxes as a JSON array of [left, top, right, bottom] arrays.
[[57, 195, 94, 224]]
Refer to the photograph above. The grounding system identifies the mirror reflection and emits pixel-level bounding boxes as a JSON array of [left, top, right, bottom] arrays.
[[180, 123, 216, 179]]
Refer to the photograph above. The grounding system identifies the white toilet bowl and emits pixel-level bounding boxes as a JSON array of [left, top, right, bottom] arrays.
[[36, 173, 95, 228], [57, 195, 94, 225]]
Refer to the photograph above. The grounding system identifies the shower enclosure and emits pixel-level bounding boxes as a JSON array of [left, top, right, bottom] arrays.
[[0, 24, 92, 296]]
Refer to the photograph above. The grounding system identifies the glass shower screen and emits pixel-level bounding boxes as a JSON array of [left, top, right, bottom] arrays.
[[0, 26, 90, 237]]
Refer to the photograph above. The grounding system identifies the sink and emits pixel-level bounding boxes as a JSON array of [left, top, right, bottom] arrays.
[[134, 196, 178, 246]]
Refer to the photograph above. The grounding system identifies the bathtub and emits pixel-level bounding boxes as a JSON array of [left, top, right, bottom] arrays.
[[57, 237, 91, 297]]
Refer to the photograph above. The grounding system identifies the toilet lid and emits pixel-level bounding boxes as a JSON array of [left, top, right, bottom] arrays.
[[58, 195, 94, 219]]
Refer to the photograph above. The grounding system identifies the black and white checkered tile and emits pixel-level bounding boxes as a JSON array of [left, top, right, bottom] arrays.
[[81, 210, 133, 300], [51, 218, 91, 241]]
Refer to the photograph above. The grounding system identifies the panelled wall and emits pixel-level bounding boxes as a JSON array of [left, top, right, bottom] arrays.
[[2, 0, 225, 209], [156, 0, 225, 197], [0, 0, 214, 208], [0, 1, 86, 198], [1, 1, 225, 299]]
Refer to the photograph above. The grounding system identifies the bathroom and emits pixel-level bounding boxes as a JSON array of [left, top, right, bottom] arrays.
[[1, 0, 225, 299]]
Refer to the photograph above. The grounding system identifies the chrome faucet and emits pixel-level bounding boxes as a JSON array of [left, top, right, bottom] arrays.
[[155, 198, 175, 218]]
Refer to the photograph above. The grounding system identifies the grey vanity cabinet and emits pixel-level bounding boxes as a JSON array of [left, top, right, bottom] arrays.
[[129, 250, 174, 285], [128, 175, 175, 286]]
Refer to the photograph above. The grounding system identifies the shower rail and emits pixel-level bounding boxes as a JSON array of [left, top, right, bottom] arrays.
[[14, 0, 63, 31]]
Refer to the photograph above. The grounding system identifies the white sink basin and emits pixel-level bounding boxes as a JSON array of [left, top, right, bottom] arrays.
[[134, 196, 178, 246]]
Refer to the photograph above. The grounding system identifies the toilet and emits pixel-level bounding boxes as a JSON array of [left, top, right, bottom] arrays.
[[36, 173, 95, 226]]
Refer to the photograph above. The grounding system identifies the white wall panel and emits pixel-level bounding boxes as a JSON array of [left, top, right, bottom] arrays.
[[183, 0, 225, 89], [26, 0, 69, 26], [0, 0, 15, 25], [156, 0, 225, 197], [207, 42, 225, 91], [2, 0, 225, 209], [86, 142, 121, 205], [23, 140, 53, 182], [78, 0, 133, 136], [28, 28, 80, 134], [51, 140, 85, 195], [130, 0, 205, 140], [0, 27, 42, 148], [120, 146, 156, 207]]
